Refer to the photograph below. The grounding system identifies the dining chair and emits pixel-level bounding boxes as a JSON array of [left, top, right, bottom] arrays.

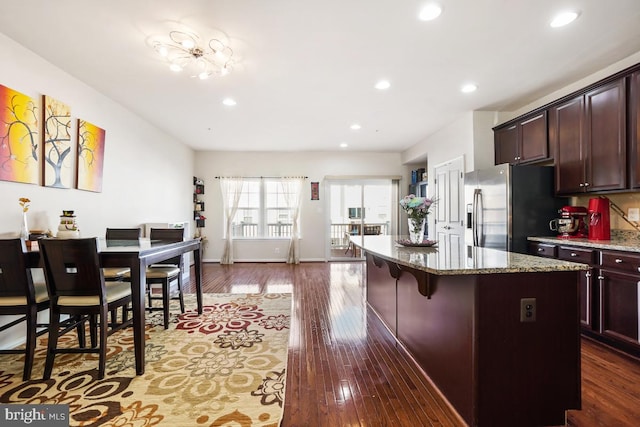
[[147, 228, 185, 329], [40, 237, 133, 380], [103, 228, 142, 325], [103, 228, 142, 281], [0, 238, 49, 380]]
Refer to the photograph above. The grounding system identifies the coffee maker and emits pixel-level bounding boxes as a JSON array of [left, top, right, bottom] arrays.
[[588, 197, 611, 240], [549, 206, 588, 238]]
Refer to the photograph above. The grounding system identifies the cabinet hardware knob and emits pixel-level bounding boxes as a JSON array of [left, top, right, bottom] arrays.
[[538, 248, 544, 252], [570, 253, 577, 257], [615, 259, 623, 263], [637, 267, 640, 272], [597, 275, 605, 280], [579, 183, 584, 187], [585, 271, 591, 278], [584, 182, 590, 187]]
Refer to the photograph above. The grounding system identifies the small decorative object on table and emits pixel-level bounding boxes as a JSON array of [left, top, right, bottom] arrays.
[[395, 239, 438, 247], [56, 210, 80, 238], [400, 194, 435, 244], [18, 197, 30, 240]]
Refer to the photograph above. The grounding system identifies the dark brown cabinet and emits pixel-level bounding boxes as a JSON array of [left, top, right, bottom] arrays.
[[494, 124, 518, 165], [557, 245, 596, 330], [551, 79, 626, 195], [597, 250, 640, 352], [529, 241, 640, 357], [550, 96, 584, 194], [531, 241, 596, 330], [630, 71, 640, 188], [494, 111, 548, 165]]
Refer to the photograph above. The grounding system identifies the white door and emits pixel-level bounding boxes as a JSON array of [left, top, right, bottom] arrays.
[[433, 157, 465, 269]]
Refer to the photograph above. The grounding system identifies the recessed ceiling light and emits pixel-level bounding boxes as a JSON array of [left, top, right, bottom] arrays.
[[419, 3, 443, 21], [222, 98, 237, 106], [350, 123, 362, 130], [550, 11, 580, 28], [340, 142, 349, 148], [375, 80, 391, 90], [461, 83, 478, 93]]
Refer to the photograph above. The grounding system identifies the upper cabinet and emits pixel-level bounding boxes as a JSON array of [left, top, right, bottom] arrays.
[[630, 71, 640, 189], [551, 78, 626, 195], [494, 111, 548, 165], [495, 62, 640, 195]]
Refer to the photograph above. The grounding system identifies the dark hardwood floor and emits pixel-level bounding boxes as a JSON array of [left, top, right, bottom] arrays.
[[185, 261, 640, 427]]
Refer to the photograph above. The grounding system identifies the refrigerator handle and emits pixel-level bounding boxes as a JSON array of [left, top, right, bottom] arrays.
[[473, 188, 484, 246], [472, 189, 480, 246]]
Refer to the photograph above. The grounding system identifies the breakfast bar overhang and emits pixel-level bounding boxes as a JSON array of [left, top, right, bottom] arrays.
[[354, 235, 589, 427]]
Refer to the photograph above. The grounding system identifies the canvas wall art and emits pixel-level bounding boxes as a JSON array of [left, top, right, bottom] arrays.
[[42, 95, 72, 188], [0, 84, 39, 184], [76, 119, 105, 192]]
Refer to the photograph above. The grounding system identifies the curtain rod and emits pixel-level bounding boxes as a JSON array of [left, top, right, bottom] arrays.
[[215, 176, 308, 179]]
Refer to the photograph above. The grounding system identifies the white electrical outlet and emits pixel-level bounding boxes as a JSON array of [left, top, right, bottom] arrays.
[[628, 208, 640, 222]]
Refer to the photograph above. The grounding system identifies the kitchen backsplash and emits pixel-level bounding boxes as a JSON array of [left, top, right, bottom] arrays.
[[572, 193, 640, 232]]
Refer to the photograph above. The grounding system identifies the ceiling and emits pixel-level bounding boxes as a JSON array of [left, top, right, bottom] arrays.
[[1, 1, 640, 153]]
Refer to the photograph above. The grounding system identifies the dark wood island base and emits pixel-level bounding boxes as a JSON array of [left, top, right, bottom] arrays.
[[361, 239, 586, 427]]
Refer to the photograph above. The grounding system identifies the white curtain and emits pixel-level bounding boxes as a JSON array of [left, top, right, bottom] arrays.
[[282, 177, 304, 264], [219, 178, 245, 264]]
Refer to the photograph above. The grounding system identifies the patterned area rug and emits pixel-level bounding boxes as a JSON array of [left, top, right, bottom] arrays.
[[0, 293, 291, 426]]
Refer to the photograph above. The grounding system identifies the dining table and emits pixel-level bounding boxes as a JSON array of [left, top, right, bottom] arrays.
[[29, 237, 203, 375]]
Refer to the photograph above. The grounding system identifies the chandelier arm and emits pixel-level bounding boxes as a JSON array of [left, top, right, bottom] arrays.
[[154, 30, 234, 79]]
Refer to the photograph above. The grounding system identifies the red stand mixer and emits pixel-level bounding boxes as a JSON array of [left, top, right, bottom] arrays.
[[549, 206, 588, 238], [588, 197, 611, 240]]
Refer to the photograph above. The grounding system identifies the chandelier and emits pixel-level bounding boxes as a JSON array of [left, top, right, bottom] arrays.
[[152, 30, 234, 80]]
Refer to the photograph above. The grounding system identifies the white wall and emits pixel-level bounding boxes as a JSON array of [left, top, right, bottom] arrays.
[[402, 49, 640, 182], [194, 151, 409, 262], [497, 50, 640, 125], [0, 33, 194, 238], [0, 33, 194, 349]]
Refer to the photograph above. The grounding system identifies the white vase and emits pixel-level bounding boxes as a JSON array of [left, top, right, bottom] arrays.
[[408, 217, 426, 244], [20, 212, 29, 240]]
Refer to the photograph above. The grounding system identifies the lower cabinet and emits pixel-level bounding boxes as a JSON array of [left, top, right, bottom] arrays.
[[597, 249, 640, 353], [529, 242, 640, 356], [556, 245, 596, 330]]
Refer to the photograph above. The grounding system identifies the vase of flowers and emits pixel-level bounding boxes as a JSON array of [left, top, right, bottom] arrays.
[[18, 197, 30, 240], [400, 194, 434, 243]]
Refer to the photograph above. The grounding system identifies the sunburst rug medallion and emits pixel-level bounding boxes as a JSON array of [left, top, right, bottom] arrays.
[[0, 293, 292, 427]]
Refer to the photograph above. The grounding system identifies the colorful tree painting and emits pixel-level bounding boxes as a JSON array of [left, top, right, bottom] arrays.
[[42, 95, 72, 188], [76, 119, 105, 192], [0, 84, 39, 184]]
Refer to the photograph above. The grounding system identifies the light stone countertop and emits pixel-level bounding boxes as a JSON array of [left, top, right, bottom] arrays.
[[528, 230, 640, 253], [352, 235, 589, 275]]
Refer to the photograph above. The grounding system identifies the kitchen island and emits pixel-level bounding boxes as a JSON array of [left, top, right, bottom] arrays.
[[353, 235, 589, 427]]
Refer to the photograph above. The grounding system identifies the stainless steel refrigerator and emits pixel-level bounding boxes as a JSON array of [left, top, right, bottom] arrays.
[[464, 163, 567, 254]]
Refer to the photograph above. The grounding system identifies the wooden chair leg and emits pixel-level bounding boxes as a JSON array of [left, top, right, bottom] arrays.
[[98, 307, 108, 379], [44, 308, 61, 380], [162, 279, 170, 329], [23, 306, 38, 381], [89, 314, 98, 348], [177, 275, 185, 314], [75, 315, 86, 348]]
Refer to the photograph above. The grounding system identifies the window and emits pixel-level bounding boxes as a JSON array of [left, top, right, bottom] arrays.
[[230, 179, 298, 238]]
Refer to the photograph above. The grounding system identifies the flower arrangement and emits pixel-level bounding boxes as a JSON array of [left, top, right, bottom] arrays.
[[399, 194, 434, 221], [18, 197, 30, 212], [400, 194, 435, 243]]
